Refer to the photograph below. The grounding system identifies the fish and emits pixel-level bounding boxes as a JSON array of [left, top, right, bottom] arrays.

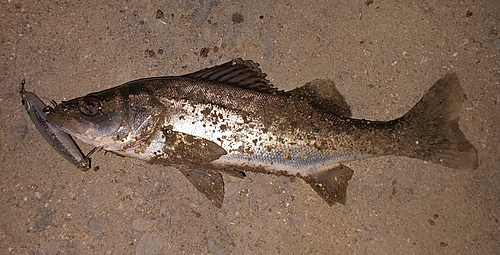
[[46, 59, 478, 207], [20, 80, 91, 171]]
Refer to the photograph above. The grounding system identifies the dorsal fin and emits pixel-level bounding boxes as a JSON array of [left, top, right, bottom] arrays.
[[287, 79, 352, 118], [183, 58, 283, 94]]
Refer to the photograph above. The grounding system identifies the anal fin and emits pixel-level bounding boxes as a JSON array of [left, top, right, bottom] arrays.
[[303, 165, 354, 205], [179, 168, 225, 208]]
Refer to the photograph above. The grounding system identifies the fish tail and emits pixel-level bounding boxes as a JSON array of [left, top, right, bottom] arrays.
[[394, 73, 478, 170]]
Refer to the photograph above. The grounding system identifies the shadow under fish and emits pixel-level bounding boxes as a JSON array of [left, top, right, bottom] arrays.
[[45, 59, 478, 207]]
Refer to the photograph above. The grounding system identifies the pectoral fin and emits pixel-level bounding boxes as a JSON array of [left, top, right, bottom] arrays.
[[303, 165, 354, 205], [179, 168, 225, 208]]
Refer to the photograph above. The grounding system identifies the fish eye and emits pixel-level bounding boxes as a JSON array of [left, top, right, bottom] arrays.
[[79, 96, 102, 116]]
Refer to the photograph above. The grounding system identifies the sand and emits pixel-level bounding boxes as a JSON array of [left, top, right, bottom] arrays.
[[1, 0, 499, 254]]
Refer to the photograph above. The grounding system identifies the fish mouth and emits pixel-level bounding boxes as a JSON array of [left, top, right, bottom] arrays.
[[46, 110, 128, 150], [46, 112, 96, 141]]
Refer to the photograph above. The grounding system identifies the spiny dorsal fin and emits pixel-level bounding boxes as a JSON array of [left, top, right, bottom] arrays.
[[183, 58, 283, 94], [287, 79, 352, 118]]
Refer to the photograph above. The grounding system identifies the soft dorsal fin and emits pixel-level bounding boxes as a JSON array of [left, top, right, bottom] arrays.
[[183, 58, 283, 94], [287, 79, 352, 118]]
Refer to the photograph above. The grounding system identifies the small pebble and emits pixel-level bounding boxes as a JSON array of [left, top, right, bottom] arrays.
[[200, 47, 210, 58], [155, 10, 164, 19], [232, 12, 244, 24]]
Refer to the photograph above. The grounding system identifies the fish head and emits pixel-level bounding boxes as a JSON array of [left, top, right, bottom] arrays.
[[46, 91, 129, 150]]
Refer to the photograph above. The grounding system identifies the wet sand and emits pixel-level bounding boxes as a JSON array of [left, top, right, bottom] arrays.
[[1, 1, 499, 254]]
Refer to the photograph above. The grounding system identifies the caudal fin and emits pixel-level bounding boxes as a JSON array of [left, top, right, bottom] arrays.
[[395, 73, 478, 170]]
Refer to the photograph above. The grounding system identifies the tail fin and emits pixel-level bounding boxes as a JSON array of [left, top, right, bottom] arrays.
[[395, 73, 478, 170]]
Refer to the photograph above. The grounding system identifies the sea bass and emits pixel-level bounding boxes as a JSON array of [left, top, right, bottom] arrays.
[[46, 59, 478, 207]]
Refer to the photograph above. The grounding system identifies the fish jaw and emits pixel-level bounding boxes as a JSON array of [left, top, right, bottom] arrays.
[[46, 112, 89, 137], [46, 112, 106, 148]]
